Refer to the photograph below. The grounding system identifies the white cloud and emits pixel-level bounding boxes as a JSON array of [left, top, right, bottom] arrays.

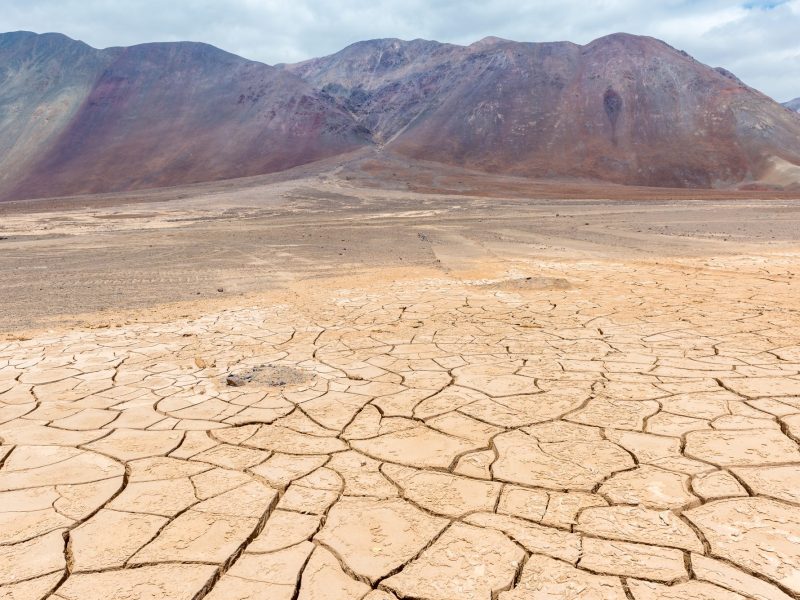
[[3, 0, 799, 101]]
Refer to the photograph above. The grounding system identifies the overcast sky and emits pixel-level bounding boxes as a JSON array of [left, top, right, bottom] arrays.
[[4, 0, 799, 101]]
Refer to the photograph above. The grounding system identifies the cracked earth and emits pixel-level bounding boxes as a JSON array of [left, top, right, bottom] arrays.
[[2, 183, 800, 600], [3, 256, 800, 600]]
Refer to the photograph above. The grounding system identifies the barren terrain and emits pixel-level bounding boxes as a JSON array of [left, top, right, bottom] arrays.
[[2, 172, 800, 600]]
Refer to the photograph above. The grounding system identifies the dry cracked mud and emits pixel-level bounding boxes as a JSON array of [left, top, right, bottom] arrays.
[[1, 178, 800, 600]]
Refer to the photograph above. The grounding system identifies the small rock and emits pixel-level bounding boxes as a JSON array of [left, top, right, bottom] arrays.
[[226, 374, 247, 387]]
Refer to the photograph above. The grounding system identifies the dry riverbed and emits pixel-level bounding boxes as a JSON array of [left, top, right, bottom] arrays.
[[1, 175, 800, 599]]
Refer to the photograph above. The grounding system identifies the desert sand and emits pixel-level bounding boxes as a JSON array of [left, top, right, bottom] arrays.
[[1, 171, 800, 599]]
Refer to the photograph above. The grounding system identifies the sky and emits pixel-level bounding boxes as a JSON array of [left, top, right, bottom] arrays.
[[3, 0, 799, 102]]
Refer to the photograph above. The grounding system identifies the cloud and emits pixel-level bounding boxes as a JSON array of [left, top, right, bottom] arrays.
[[3, 0, 799, 101]]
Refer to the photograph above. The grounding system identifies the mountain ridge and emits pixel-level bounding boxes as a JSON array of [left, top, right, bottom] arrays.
[[0, 31, 370, 201], [2, 30, 800, 200], [284, 32, 800, 188]]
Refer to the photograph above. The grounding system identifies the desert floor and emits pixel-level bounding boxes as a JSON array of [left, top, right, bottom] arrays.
[[1, 172, 800, 599]]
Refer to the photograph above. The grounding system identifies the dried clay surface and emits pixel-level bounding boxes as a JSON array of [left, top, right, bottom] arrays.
[[1, 179, 800, 600]]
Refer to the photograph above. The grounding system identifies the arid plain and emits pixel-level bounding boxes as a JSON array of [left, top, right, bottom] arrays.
[[2, 167, 800, 600]]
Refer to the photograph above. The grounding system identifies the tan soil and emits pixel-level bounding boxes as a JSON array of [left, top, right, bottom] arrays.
[[1, 170, 799, 599]]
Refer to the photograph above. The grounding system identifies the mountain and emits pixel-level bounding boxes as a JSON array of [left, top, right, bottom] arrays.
[[284, 38, 465, 144], [0, 32, 110, 198], [285, 34, 800, 188], [2, 31, 800, 201], [785, 98, 800, 112], [0, 31, 370, 200]]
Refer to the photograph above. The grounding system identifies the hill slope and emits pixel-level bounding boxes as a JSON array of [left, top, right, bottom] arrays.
[[0, 32, 112, 197], [0, 32, 370, 200], [784, 98, 800, 112], [286, 34, 800, 188], [2, 31, 800, 200]]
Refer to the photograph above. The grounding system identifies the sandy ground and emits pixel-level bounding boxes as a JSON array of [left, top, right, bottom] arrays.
[[2, 172, 800, 600], [2, 168, 800, 333]]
